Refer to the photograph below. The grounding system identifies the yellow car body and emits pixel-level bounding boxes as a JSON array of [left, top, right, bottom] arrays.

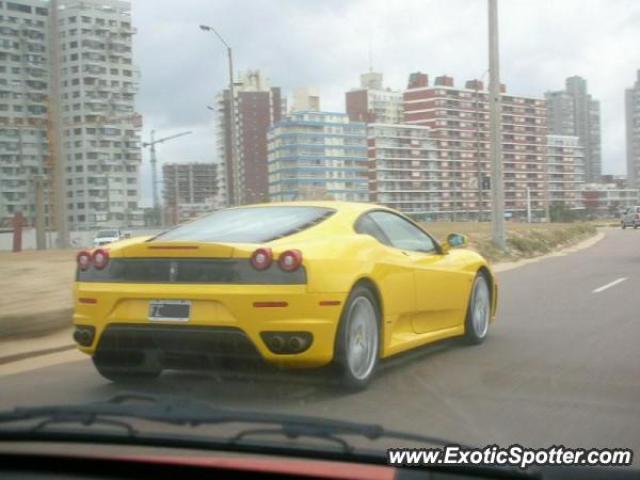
[[73, 202, 497, 377]]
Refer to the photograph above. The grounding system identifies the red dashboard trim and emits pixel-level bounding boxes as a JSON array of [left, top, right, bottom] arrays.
[[113, 454, 396, 480]]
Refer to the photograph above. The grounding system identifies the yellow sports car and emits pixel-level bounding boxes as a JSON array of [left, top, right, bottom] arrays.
[[73, 202, 497, 389]]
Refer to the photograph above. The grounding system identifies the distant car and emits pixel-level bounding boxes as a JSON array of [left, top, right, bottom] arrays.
[[73, 202, 497, 389], [93, 229, 122, 246], [620, 206, 640, 229]]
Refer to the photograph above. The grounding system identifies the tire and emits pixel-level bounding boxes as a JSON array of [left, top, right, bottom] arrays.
[[634, 225, 638, 230], [621, 222, 626, 229], [334, 285, 380, 390], [463, 273, 492, 345], [92, 354, 161, 383]]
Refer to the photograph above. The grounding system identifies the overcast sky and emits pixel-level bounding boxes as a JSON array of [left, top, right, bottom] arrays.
[[130, 0, 640, 204]]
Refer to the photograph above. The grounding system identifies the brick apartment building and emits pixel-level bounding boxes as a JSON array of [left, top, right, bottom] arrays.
[[216, 70, 285, 206], [402, 73, 549, 220]]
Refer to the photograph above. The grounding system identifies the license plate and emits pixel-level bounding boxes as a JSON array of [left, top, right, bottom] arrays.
[[149, 300, 191, 322]]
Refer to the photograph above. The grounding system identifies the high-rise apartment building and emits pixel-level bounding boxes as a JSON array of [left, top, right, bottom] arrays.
[[367, 124, 439, 215], [0, 0, 52, 227], [545, 135, 585, 210], [625, 70, 640, 187], [162, 162, 219, 224], [268, 111, 369, 202], [545, 76, 601, 183], [403, 73, 549, 220], [345, 72, 403, 124], [0, 0, 142, 230], [216, 70, 285, 206], [59, 0, 142, 228]]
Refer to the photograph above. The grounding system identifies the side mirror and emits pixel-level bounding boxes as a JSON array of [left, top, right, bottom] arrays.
[[441, 233, 468, 254]]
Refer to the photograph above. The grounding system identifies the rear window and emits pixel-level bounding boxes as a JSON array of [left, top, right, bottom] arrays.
[[153, 206, 335, 243]]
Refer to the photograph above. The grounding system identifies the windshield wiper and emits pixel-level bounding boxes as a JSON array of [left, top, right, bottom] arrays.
[[0, 392, 463, 453]]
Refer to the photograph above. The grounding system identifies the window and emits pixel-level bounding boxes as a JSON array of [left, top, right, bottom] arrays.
[[354, 214, 390, 245], [155, 206, 335, 243], [7, 2, 31, 13], [368, 211, 437, 253]]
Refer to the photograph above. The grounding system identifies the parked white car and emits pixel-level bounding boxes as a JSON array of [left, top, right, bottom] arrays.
[[93, 229, 123, 247]]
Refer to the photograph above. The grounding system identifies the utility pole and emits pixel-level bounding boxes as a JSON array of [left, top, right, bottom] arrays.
[[488, 0, 505, 249], [49, 0, 69, 248], [227, 46, 238, 206], [34, 176, 46, 250], [526, 186, 532, 224], [149, 130, 159, 211]]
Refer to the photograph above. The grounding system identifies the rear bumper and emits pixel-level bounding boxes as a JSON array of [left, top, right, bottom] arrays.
[[90, 324, 264, 371], [73, 282, 347, 368]]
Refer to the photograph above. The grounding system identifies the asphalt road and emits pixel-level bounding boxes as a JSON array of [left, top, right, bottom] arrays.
[[1, 228, 639, 457]]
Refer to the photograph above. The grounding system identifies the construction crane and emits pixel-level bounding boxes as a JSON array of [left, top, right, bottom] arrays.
[[141, 130, 192, 221]]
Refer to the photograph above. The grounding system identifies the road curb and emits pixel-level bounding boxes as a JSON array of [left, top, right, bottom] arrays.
[[0, 343, 76, 366], [0, 308, 72, 340]]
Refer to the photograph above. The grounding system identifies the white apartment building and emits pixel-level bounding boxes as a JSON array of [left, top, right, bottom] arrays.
[[268, 111, 369, 202], [0, 0, 142, 231], [546, 135, 585, 210], [57, 0, 142, 228], [0, 0, 52, 227], [367, 124, 443, 217]]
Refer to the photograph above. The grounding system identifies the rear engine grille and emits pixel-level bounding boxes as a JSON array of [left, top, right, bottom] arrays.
[[95, 324, 263, 369], [77, 258, 306, 284]]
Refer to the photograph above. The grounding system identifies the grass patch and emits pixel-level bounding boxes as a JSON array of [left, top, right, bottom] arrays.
[[420, 222, 598, 263]]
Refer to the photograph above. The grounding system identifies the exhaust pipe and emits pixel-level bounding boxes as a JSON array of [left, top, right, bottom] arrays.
[[73, 326, 95, 347]]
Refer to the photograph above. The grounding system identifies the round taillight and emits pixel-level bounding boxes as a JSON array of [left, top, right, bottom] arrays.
[[250, 247, 273, 270], [278, 250, 303, 272], [77, 250, 92, 271], [92, 248, 109, 270]]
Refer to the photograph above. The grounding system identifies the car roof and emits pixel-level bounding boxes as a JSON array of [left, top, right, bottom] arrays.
[[231, 201, 393, 215]]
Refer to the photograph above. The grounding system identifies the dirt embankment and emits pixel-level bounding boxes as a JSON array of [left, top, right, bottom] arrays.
[[424, 222, 598, 263]]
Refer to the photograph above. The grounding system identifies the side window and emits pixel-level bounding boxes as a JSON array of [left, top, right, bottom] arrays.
[[368, 211, 437, 253], [354, 214, 390, 245]]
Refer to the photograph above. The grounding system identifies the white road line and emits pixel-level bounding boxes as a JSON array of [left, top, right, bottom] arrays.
[[592, 277, 628, 294]]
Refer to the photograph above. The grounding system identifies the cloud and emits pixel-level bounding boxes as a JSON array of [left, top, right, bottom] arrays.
[[131, 0, 640, 201]]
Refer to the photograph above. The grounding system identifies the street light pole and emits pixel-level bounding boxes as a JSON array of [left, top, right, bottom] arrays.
[[200, 25, 237, 207], [488, 0, 505, 249]]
